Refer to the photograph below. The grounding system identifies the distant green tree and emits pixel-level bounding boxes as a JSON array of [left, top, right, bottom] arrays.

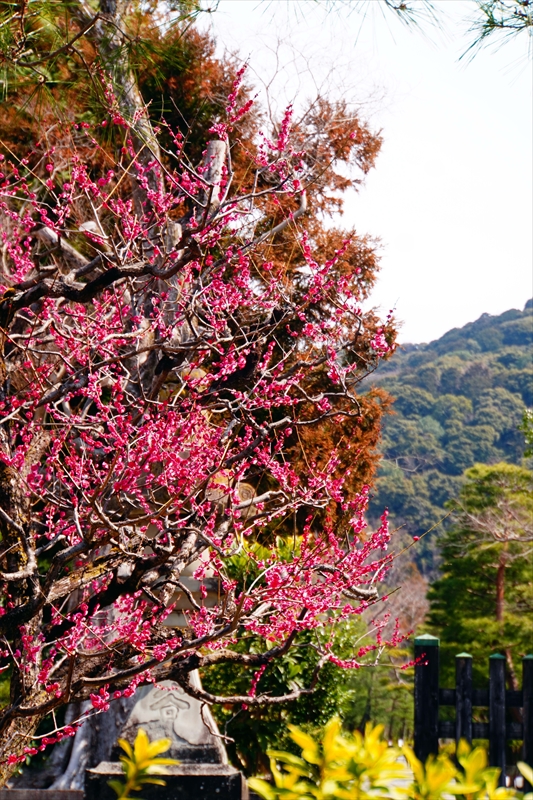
[[367, 303, 532, 568], [503, 369, 533, 405], [461, 363, 494, 399], [203, 617, 411, 775], [339, 652, 414, 744], [391, 386, 435, 418], [432, 395, 473, 428], [520, 408, 533, 457], [407, 365, 441, 395], [204, 624, 416, 774], [381, 418, 444, 471], [443, 425, 500, 474], [427, 463, 533, 687]]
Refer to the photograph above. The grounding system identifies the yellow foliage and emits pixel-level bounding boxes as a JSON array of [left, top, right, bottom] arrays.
[[249, 722, 531, 800], [108, 728, 179, 800]]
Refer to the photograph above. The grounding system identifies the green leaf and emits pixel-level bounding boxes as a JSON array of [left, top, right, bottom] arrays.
[[107, 779, 126, 798], [518, 762, 533, 787], [248, 777, 277, 799]]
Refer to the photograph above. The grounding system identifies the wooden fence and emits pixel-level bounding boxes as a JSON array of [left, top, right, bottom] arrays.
[[414, 635, 532, 789]]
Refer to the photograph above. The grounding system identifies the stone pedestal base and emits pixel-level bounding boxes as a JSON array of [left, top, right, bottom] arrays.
[[85, 762, 248, 800], [0, 792, 82, 799]]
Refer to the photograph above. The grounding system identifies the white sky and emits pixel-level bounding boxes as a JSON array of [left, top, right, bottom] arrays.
[[199, 0, 532, 343]]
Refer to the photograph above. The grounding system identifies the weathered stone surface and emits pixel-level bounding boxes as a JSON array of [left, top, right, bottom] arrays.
[[115, 676, 227, 764], [0, 792, 83, 799], [85, 672, 248, 797], [85, 762, 248, 800]]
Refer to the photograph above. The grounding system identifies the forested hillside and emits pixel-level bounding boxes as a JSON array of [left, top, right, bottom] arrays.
[[367, 300, 533, 573]]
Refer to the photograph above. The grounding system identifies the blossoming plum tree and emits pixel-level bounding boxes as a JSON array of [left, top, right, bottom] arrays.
[[0, 0, 398, 785]]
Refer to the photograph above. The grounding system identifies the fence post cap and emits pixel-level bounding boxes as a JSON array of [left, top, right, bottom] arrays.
[[489, 653, 506, 660], [414, 634, 440, 645], [456, 652, 472, 658]]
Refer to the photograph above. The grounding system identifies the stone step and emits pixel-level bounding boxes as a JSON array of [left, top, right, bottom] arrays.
[[86, 762, 248, 799]]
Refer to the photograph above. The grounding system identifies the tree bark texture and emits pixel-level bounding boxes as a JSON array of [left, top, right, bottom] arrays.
[[495, 553, 505, 628]]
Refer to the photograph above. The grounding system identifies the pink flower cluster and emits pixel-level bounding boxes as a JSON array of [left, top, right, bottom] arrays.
[[0, 68, 398, 767]]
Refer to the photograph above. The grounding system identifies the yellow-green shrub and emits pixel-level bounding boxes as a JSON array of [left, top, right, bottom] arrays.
[[249, 719, 532, 800], [108, 728, 179, 800]]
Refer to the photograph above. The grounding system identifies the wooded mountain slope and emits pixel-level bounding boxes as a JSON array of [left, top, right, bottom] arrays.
[[367, 300, 533, 574]]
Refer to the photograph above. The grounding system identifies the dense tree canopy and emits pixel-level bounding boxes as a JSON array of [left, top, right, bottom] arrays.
[[366, 303, 532, 574], [427, 463, 533, 687], [0, 0, 401, 785]]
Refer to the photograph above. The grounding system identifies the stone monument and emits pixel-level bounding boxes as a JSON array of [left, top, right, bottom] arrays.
[[85, 674, 247, 800]]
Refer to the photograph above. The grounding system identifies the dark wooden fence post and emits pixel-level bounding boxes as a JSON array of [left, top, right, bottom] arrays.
[[413, 645, 529, 777], [489, 653, 506, 786], [414, 634, 440, 762], [455, 652, 473, 745], [523, 655, 533, 792]]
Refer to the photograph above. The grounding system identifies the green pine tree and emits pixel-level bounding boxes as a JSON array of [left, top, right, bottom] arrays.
[[427, 463, 533, 687]]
